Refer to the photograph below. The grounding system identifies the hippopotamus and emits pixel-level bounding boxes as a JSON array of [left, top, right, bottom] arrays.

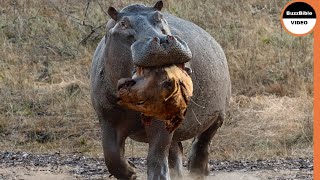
[[117, 65, 193, 133], [90, 1, 231, 179]]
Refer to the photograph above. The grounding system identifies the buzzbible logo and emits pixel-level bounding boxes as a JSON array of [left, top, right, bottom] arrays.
[[281, 1, 316, 36]]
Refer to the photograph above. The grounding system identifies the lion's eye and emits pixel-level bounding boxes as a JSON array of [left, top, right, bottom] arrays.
[[137, 100, 145, 105]]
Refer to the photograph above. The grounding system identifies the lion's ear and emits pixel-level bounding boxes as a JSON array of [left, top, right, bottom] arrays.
[[161, 78, 178, 101]]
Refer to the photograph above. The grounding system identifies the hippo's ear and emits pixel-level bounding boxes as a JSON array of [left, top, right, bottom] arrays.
[[153, 1, 163, 11], [107, 6, 118, 21]]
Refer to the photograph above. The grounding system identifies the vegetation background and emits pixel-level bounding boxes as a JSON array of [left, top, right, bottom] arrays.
[[0, 0, 313, 160]]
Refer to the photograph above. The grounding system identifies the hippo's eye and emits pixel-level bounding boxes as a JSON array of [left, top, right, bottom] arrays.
[[154, 12, 163, 23], [120, 21, 128, 28], [155, 17, 161, 22]]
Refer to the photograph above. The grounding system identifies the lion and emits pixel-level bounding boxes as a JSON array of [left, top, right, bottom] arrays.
[[117, 65, 193, 132]]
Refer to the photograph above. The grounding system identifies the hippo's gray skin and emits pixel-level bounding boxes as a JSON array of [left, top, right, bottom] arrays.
[[90, 1, 231, 179]]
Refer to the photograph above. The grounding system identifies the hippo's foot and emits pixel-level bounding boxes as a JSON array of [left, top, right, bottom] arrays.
[[109, 168, 137, 180], [104, 148, 138, 180], [169, 142, 183, 179], [147, 160, 171, 180], [103, 148, 138, 180], [187, 138, 210, 178]]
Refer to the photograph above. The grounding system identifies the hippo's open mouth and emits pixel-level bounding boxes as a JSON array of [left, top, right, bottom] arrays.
[[131, 35, 192, 67]]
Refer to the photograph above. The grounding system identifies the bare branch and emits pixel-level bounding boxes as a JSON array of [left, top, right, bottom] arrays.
[[84, 0, 91, 18], [79, 22, 107, 45], [47, 0, 94, 29], [97, 0, 108, 16], [47, 0, 107, 45], [47, 0, 83, 22]]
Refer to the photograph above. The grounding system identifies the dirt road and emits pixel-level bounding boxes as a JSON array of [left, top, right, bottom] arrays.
[[0, 152, 313, 180]]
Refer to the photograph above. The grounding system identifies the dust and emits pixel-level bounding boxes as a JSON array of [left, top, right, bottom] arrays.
[[0, 167, 74, 180]]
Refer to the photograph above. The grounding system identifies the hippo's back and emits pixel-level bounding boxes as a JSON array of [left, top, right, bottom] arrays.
[[164, 14, 231, 141]]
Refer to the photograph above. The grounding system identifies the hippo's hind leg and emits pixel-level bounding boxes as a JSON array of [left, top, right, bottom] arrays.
[[98, 112, 137, 179], [187, 113, 224, 178], [169, 142, 183, 179]]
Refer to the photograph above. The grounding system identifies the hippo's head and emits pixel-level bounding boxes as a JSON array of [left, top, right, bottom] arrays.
[[116, 65, 193, 132], [107, 1, 192, 67]]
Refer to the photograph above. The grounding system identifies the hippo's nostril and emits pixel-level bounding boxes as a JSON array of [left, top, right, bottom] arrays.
[[167, 35, 174, 40], [152, 37, 160, 43]]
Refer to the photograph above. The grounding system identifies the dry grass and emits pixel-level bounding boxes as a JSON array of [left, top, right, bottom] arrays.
[[211, 95, 313, 160], [0, 0, 313, 160]]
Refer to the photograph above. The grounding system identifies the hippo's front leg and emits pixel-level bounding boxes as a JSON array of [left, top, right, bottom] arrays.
[[99, 114, 137, 179], [145, 120, 173, 180]]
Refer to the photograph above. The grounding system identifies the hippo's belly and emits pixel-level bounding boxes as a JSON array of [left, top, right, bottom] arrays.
[[129, 64, 229, 142]]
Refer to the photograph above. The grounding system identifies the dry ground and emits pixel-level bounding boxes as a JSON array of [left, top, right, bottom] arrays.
[[0, 0, 313, 168], [0, 152, 313, 179]]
